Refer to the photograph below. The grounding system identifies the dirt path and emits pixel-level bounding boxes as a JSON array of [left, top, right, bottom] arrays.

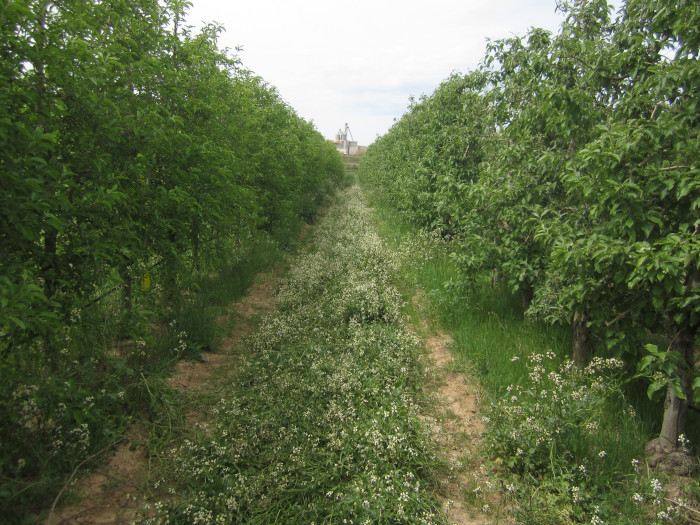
[[46, 269, 280, 525], [412, 292, 505, 524], [46, 208, 504, 524], [166, 268, 279, 392]]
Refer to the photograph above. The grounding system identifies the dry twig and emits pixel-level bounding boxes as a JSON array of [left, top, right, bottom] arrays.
[[47, 437, 126, 525]]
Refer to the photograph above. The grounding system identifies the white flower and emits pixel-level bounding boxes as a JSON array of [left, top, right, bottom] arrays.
[[571, 486, 581, 503]]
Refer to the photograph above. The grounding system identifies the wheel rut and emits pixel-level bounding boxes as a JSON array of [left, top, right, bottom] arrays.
[[412, 292, 506, 524]]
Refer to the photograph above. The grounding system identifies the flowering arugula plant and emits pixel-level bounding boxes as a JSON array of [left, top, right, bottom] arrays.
[[486, 352, 635, 522], [487, 353, 625, 474]]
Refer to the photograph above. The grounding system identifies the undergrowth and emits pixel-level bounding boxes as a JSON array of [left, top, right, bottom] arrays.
[[0, 228, 293, 524], [143, 186, 444, 524], [364, 181, 700, 524]]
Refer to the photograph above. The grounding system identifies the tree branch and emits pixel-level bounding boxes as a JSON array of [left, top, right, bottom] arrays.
[[47, 438, 125, 525], [605, 309, 631, 327], [663, 497, 700, 522]]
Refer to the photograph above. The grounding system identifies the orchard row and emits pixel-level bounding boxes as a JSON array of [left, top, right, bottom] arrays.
[[1, 0, 344, 361], [360, 0, 698, 447], [0, 1, 343, 519]]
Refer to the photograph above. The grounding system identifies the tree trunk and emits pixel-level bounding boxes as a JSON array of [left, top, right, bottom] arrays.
[[36, 6, 58, 300], [659, 379, 688, 447], [165, 231, 179, 302], [572, 311, 590, 368], [521, 282, 533, 313], [191, 221, 200, 272], [42, 229, 59, 366], [121, 273, 132, 312], [659, 268, 699, 445], [658, 327, 693, 446], [42, 229, 58, 298]]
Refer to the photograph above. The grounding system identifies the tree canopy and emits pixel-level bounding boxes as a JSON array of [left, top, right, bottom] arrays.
[[360, 0, 699, 447]]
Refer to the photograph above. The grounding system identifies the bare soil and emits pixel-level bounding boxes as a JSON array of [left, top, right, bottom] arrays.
[[412, 292, 507, 524], [46, 424, 148, 525]]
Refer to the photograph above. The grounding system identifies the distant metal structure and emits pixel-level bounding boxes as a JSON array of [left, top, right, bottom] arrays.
[[338, 123, 354, 142], [334, 123, 354, 155], [330, 123, 366, 156]]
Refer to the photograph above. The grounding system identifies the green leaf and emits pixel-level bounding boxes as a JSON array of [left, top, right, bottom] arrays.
[[8, 316, 26, 330], [647, 380, 667, 400], [672, 378, 687, 401], [644, 343, 660, 356], [639, 355, 655, 371]]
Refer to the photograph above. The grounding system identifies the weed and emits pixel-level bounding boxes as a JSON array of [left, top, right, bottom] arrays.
[[363, 181, 699, 524], [144, 187, 444, 524]]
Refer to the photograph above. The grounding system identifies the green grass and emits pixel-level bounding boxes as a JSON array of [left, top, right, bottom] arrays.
[[362, 180, 699, 524], [366, 187, 570, 396]]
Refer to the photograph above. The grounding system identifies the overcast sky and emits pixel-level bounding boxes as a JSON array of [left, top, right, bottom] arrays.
[[184, 1, 604, 146]]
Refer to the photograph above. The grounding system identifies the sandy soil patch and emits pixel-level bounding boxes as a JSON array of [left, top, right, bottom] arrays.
[[412, 292, 507, 524], [46, 424, 147, 525]]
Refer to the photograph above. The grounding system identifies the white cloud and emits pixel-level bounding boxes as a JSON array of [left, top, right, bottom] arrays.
[[186, 0, 571, 145]]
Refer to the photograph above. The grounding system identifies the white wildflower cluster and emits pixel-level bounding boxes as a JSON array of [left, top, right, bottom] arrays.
[[67, 423, 91, 456], [584, 357, 624, 375], [629, 471, 689, 524], [14, 384, 41, 432], [590, 505, 605, 525], [656, 506, 679, 522], [572, 485, 582, 503], [134, 338, 147, 358], [12, 382, 100, 470], [650, 478, 664, 505], [487, 348, 631, 522], [393, 226, 451, 272], [145, 187, 441, 523], [174, 331, 188, 356]]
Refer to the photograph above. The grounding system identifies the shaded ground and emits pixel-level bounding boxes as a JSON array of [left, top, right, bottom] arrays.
[[46, 270, 280, 525], [167, 268, 279, 392], [46, 423, 148, 525]]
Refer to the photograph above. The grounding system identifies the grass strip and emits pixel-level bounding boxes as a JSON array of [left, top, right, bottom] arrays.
[[145, 186, 444, 524]]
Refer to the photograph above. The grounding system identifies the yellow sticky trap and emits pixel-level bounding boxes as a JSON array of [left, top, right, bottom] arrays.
[[141, 271, 151, 291]]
